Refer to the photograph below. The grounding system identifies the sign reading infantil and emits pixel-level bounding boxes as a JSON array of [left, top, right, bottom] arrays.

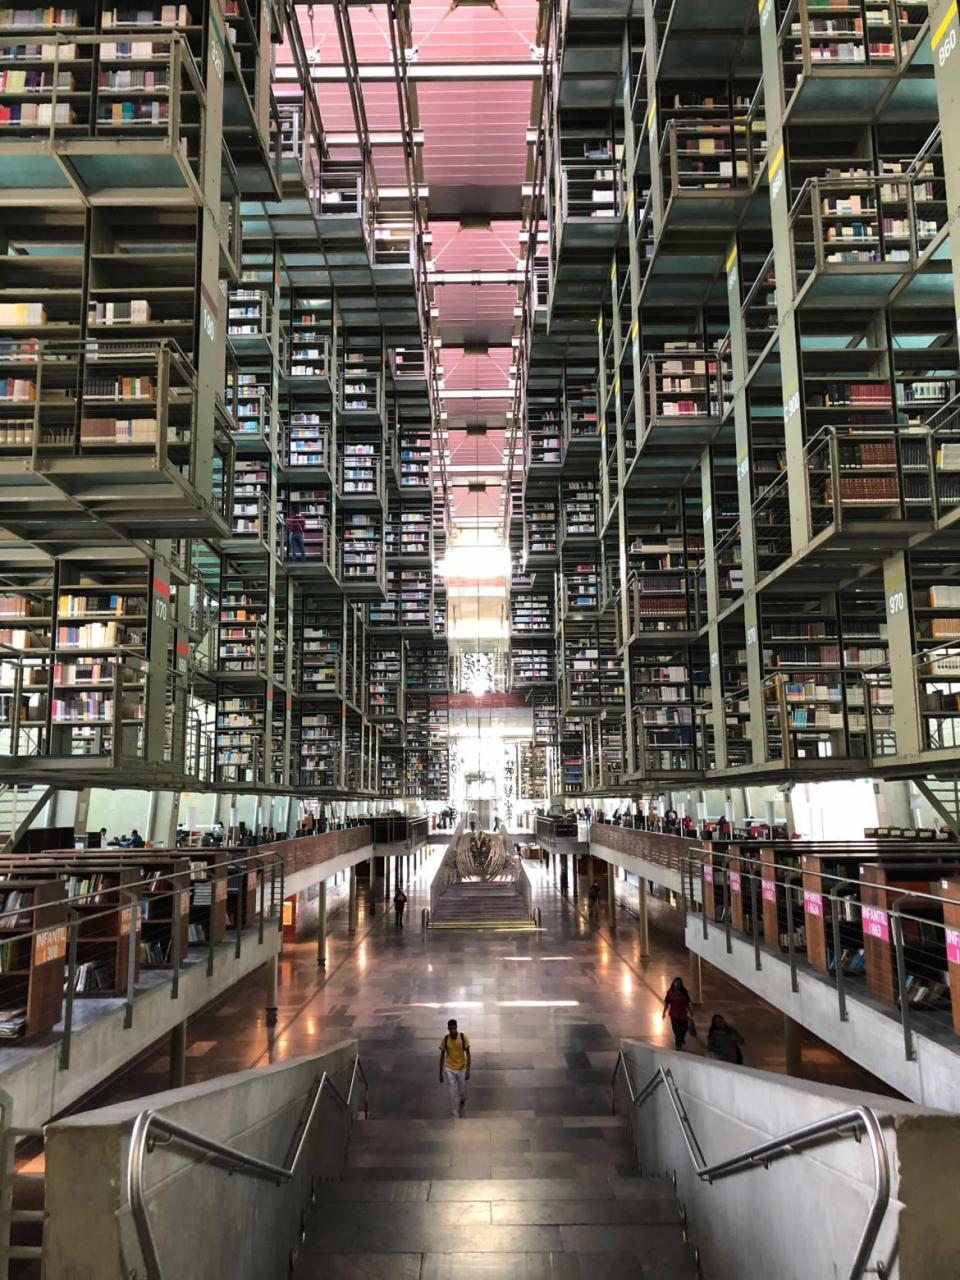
[[33, 925, 67, 967], [803, 890, 823, 918], [863, 905, 889, 942]]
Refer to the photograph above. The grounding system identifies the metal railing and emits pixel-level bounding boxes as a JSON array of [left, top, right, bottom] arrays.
[[611, 1052, 890, 1280], [127, 1054, 368, 1280], [681, 845, 960, 1058]]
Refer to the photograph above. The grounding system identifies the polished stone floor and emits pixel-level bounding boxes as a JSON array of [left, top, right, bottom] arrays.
[[90, 846, 894, 1107]]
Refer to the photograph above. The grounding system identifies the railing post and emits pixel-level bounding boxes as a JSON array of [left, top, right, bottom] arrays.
[[891, 908, 915, 1061], [257, 859, 265, 945], [60, 907, 80, 1070], [171, 883, 182, 1000], [235, 864, 243, 960], [722, 867, 732, 954], [749, 864, 761, 970], [700, 862, 708, 940], [785, 875, 799, 993], [124, 889, 138, 1030], [829, 892, 848, 1022]]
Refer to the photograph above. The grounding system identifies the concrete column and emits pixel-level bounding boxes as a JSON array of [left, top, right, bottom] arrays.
[[317, 879, 327, 968], [265, 953, 279, 1062], [607, 861, 617, 934], [638, 875, 650, 958], [168, 1018, 187, 1089], [572, 852, 579, 897], [383, 852, 390, 900], [784, 1013, 803, 1077], [688, 951, 702, 1004], [348, 865, 358, 934], [368, 855, 376, 916]]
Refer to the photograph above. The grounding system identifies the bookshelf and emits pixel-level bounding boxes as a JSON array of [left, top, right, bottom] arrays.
[[52, 579, 147, 758], [395, 420, 431, 491], [511, 641, 555, 688], [283, 482, 333, 567], [511, 590, 553, 635], [368, 642, 402, 720], [524, 489, 559, 563], [216, 692, 265, 783], [340, 511, 384, 595], [561, 480, 598, 543], [286, 292, 332, 384], [338, 439, 383, 506], [339, 339, 384, 424], [298, 592, 342, 699], [230, 459, 269, 539], [527, 396, 563, 469], [0, 879, 65, 1040]]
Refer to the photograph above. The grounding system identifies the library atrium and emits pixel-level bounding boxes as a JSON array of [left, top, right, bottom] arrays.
[[1, 0, 960, 1274]]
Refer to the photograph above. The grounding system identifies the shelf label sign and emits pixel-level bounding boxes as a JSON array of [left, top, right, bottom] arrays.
[[947, 927, 960, 965], [783, 381, 800, 426], [200, 283, 219, 344], [931, 0, 958, 62], [209, 10, 226, 79], [729, 871, 742, 893], [645, 99, 657, 141], [737, 451, 749, 483], [746, 625, 758, 647], [703, 864, 714, 883], [120, 906, 133, 937], [863, 905, 889, 941], [762, 879, 777, 904], [768, 144, 785, 204], [216, 879, 227, 903], [803, 889, 823, 918], [247, 870, 258, 891], [725, 244, 738, 293], [34, 925, 67, 966]]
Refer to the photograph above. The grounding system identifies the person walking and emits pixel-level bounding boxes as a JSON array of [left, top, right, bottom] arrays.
[[707, 1014, 745, 1064], [393, 885, 407, 928], [559, 865, 569, 897], [662, 977, 694, 1050], [588, 880, 601, 915], [286, 510, 307, 560], [438, 1018, 471, 1118]]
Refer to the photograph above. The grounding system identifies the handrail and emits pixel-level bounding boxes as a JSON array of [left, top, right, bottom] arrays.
[[127, 1053, 369, 1280], [611, 1053, 890, 1280]]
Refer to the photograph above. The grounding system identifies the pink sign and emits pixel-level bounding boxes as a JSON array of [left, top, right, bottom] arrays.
[[862, 905, 889, 942], [947, 927, 960, 967], [803, 890, 823, 918], [703, 865, 714, 883], [762, 880, 777, 904], [729, 872, 742, 893]]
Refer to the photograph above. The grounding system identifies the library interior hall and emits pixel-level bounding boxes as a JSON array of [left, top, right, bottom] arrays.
[[3, 0, 960, 1275]]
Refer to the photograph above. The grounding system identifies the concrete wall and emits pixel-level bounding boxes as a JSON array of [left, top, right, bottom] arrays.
[[44, 1040, 358, 1280], [0, 925, 281, 1132], [620, 1041, 960, 1280], [686, 919, 960, 1113]]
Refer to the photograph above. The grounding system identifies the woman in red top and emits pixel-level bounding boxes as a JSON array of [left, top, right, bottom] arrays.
[[662, 977, 693, 1050]]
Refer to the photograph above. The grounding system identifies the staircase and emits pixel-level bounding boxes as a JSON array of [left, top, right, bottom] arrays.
[[0, 787, 49, 850], [0, 1127, 45, 1279], [431, 880, 533, 930], [293, 1113, 697, 1278]]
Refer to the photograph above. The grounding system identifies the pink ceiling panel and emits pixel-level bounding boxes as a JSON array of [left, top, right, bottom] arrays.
[[410, 1, 539, 62], [417, 81, 531, 189], [442, 347, 514, 390], [431, 222, 522, 271], [452, 485, 503, 521]]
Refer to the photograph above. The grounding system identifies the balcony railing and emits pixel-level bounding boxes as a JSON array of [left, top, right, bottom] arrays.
[[559, 161, 623, 222]]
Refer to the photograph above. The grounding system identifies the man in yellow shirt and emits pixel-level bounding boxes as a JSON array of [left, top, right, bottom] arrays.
[[438, 1018, 471, 1118]]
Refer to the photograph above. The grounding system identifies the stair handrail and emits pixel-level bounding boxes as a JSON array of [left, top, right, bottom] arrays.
[[127, 1053, 369, 1280], [610, 1052, 889, 1280]]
